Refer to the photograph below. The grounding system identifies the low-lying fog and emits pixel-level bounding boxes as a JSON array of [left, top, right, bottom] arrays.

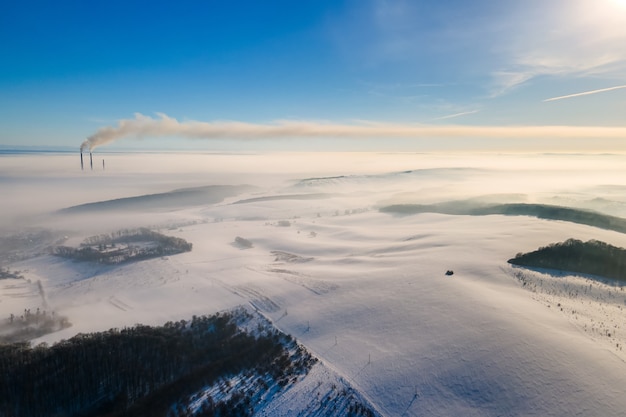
[[3, 152, 626, 232], [3, 151, 626, 416]]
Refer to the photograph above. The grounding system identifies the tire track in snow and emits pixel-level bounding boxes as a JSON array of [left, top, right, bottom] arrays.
[[231, 285, 281, 313]]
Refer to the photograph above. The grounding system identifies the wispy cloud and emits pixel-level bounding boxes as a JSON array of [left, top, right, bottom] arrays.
[[333, 1, 626, 99], [492, 0, 626, 95], [489, 71, 535, 97], [80, 113, 626, 151], [361, 80, 444, 103], [433, 110, 480, 121], [543, 85, 626, 102]]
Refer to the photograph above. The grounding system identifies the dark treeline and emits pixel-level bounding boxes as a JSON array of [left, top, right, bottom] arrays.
[[53, 228, 192, 264], [508, 238, 626, 282], [0, 267, 23, 280], [79, 228, 189, 247], [380, 202, 626, 234], [0, 309, 316, 417]]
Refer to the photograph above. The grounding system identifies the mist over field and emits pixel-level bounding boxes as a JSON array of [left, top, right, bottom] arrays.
[[4, 151, 625, 229], [3, 151, 626, 416]]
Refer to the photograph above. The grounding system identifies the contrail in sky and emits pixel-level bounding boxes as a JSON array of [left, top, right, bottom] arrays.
[[80, 113, 626, 151], [543, 85, 626, 102]]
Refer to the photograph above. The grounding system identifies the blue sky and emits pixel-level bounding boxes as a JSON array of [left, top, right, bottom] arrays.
[[2, 0, 626, 151]]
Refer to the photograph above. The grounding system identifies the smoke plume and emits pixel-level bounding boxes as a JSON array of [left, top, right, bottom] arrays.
[[80, 113, 626, 151]]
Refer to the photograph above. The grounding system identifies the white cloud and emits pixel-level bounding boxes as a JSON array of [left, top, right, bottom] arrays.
[[492, 0, 626, 95], [489, 72, 536, 97]]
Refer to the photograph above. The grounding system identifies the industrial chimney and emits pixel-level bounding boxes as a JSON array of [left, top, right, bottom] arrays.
[[90, 152, 93, 170], [80, 151, 84, 170]]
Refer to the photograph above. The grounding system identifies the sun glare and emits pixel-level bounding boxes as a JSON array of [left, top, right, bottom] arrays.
[[610, 0, 626, 8]]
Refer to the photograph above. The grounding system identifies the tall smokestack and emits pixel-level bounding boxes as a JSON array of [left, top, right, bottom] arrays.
[[80, 151, 84, 170], [90, 152, 93, 170]]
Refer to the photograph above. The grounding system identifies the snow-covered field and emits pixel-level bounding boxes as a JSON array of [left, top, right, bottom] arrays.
[[3, 151, 626, 416]]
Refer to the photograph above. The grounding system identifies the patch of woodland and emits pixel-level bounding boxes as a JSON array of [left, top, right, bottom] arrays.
[[52, 228, 192, 264], [508, 238, 626, 282], [0, 308, 318, 417], [271, 251, 313, 263], [1, 308, 70, 344], [233, 237, 253, 249], [381, 202, 626, 234], [0, 267, 23, 280]]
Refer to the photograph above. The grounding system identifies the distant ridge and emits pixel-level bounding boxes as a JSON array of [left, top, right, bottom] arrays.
[[232, 193, 335, 204], [58, 184, 256, 213], [296, 167, 484, 187], [380, 202, 626, 234], [0, 145, 76, 155]]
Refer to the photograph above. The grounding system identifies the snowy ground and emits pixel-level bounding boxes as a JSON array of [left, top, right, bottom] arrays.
[[2, 152, 626, 416]]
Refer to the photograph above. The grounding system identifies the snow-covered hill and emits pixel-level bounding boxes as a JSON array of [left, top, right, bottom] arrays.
[[2, 152, 626, 416]]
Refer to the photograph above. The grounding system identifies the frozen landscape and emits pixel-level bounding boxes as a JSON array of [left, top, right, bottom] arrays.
[[4, 0, 626, 415], [3, 151, 626, 416]]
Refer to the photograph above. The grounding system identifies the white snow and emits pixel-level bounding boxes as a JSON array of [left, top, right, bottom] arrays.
[[3, 151, 626, 416]]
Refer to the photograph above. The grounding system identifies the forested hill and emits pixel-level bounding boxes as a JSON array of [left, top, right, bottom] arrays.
[[380, 202, 626, 234], [508, 239, 626, 282], [0, 309, 317, 417]]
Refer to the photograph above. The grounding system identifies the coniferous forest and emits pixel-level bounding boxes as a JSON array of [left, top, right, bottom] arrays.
[[0, 309, 317, 417], [508, 238, 626, 282]]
